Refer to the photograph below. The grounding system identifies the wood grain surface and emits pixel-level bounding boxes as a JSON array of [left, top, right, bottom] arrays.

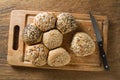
[[0, 0, 120, 80], [7, 10, 108, 71]]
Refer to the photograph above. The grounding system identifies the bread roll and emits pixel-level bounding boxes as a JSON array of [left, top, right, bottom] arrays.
[[70, 32, 95, 56], [34, 12, 56, 32], [48, 48, 71, 66], [25, 44, 49, 66], [43, 29, 63, 49], [22, 23, 42, 45], [57, 13, 78, 34]]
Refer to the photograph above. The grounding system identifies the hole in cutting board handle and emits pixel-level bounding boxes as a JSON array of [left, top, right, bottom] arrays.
[[13, 25, 20, 50]]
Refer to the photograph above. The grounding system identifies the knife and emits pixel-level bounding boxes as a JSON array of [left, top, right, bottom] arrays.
[[89, 11, 110, 71]]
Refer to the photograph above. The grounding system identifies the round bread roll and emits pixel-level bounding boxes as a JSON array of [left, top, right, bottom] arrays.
[[34, 12, 56, 32], [43, 29, 63, 49], [57, 13, 78, 34], [48, 48, 71, 66], [22, 23, 42, 45], [70, 32, 95, 56], [25, 44, 49, 66]]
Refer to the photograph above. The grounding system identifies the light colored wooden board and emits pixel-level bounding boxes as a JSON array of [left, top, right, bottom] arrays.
[[7, 10, 108, 71]]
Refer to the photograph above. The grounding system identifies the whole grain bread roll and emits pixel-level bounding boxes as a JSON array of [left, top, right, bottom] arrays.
[[48, 47, 71, 66], [34, 12, 56, 32], [43, 29, 63, 49], [25, 44, 49, 66], [22, 23, 42, 45], [56, 13, 78, 34], [70, 32, 95, 56]]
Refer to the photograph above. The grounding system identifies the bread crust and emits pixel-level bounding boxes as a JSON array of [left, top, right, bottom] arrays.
[[25, 44, 49, 66], [57, 13, 78, 34], [48, 48, 71, 66], [22, 23, 42, 45], [34, 12, 56, 32], [70, 32, 95, 56], [43, 29, 63, 49]]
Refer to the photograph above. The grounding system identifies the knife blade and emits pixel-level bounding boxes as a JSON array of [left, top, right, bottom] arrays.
[[89, 11, 110, 71]]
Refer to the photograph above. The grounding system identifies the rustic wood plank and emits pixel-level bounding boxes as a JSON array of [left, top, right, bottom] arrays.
[[0, 0, 120, 80]]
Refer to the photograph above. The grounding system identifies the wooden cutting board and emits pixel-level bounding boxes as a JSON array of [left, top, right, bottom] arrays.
[[7, 10, 108, 71]]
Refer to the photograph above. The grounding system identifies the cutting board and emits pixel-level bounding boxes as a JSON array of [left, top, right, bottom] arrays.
[[7, 10, 108, 71]]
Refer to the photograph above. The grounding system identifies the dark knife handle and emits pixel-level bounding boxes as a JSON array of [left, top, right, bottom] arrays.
[[98, 41, 110, 71]]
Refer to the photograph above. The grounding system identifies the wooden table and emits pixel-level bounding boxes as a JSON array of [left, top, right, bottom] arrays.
[[0, 0, 120, 80]]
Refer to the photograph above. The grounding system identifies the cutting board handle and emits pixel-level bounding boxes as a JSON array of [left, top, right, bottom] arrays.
[[13, 25, 20, 50]]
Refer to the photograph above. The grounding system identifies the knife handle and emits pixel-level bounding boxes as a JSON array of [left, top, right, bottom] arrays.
[[98, 41, 110, 71]]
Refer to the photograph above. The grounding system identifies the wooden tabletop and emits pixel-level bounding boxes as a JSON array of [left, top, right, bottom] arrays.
[[0, 0, 120, 80]]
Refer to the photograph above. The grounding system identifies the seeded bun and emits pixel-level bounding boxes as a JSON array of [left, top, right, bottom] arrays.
[[57, 13, 78, 34], [48, 47, 71, 66], [25, 44, 49, 66], [70, 32, 95, 56], [34, 12, 56, 32], [43, 29, 63, 49], [22, 23, 42, 45]]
